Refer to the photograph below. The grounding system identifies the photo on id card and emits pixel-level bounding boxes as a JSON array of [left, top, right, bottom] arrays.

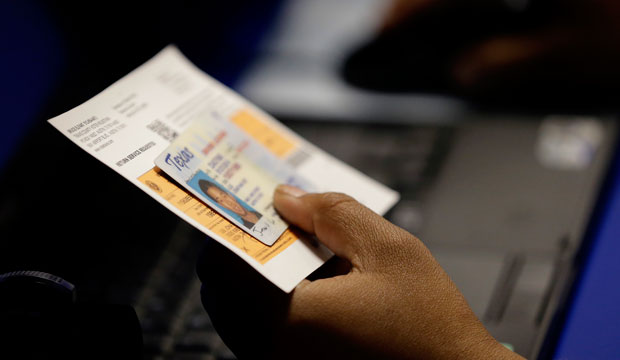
[[188, 170, 263, 231]]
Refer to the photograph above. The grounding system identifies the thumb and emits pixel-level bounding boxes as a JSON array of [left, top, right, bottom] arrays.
[[274, 185, 394, 269]]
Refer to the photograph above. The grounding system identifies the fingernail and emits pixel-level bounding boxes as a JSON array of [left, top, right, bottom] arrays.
[[276, 184, 307, 197]]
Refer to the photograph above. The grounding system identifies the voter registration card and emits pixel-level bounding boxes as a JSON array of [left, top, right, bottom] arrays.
[[47, 45, 399, 292], [155, 111, 315, 246]]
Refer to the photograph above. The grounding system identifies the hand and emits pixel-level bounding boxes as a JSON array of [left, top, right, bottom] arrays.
[[349, 0, 620, 105], [197, 185, 524, 359], [447, 0, 620, 98]]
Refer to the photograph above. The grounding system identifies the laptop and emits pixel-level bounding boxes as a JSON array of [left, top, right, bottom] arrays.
[[231, 1, 619, 357]]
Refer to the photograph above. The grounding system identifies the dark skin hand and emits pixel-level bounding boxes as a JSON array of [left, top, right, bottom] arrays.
[[198, 185, 524, 359], [381, 0, 620, 102], [198, 3, 620, 356]]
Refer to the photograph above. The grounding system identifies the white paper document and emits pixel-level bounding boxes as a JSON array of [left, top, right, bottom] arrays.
[[48, 45, 399, 292]]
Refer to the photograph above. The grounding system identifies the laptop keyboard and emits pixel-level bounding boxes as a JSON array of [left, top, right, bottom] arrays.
[[134, 121, 452, 359], [134, 220, 236, 360], [285, 121, 454, 234]]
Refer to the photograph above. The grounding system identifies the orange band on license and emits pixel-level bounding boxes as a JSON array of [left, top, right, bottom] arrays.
[[231, 109, 297, 158]]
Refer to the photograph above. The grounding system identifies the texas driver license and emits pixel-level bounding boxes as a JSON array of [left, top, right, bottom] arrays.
[[154, 111, 316, 246]]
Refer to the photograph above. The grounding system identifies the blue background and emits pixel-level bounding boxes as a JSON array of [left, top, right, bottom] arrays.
[[553, 140, 620, 359], [0, 0, 284, 175]]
